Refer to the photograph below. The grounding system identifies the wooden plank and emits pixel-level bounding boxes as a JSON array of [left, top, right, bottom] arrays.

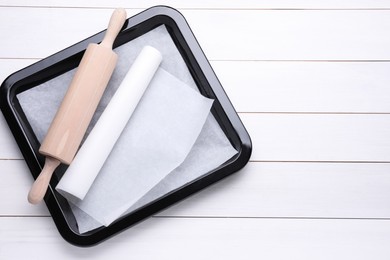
[[1, 217, 390, 259], [0, 8, 140, 59], [1, 0, 390, 9], [0, 59, 36, 84], [1, 8, 390, 60], [184, 10, 390, 60], [2, 159, 390, 219], [3, 113, 390, 161], [212, 61, 390, 113], [0, 60, 33, 160], [160, 162, 390, 218], [0, 113, 23, 159], [0, 160, 48, 216], [4, 60, 390, 113], [241, 113, 390, 162]]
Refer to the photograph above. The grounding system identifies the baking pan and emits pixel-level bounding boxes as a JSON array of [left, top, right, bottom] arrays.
[[0, 6, 252, 246]]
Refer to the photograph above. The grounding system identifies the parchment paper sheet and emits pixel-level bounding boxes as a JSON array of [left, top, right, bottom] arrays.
[[59, 68, 214, 226]]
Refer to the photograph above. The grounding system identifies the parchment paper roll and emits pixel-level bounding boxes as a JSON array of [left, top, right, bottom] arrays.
[[56, 46, 162, 200]]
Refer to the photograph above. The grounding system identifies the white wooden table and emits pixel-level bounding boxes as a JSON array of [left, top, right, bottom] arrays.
[[1, 1, 390, 259]]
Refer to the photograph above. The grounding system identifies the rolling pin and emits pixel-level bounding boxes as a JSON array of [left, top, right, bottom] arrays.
[[28, 8, 127, 204]]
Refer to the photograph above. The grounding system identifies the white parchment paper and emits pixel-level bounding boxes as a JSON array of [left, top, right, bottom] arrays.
[[60, 68, 213, 226]]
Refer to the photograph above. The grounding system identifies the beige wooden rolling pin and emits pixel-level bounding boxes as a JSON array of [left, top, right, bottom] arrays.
[[28, 8, 127, 204]]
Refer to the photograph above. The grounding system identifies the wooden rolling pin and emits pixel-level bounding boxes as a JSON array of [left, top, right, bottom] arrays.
[[28, 8, 127, 204]]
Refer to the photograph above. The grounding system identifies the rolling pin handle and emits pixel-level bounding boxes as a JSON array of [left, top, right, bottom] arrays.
[[28, 157, 61, 204], [100, 8, 127, 49]]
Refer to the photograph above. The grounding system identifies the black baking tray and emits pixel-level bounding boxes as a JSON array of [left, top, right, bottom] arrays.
[[0, 6, 252, 246]]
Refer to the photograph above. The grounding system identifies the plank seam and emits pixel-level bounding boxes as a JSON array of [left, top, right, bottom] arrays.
[[2, 6, 390, 11], [1, 215, 390, 221], [238, 112, 390, 115], [153, 216, 390, 221], [3, 58, 390, 62], [249, 160, 390, 163]]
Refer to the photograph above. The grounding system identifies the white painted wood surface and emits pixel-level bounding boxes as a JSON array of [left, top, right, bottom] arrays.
[[2, 217, 390, 260], [2, 8, 390, 60], [1, 1, 390, 259], [3, 60, 390, 113]]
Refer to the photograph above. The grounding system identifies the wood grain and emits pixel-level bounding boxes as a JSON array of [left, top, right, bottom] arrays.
[[4, 60, 390, 113], [1, 0, 390, 9], [160, 162, 390, 218], [3, 113, 390, 161], [211, 61, 390, 113], [241, 113, 390, 162], [1, 2, 390, 257], [0, 160, 48, 216], [0, 113, 23, 159], [1, 217, 390, 259], [3, 159, 390, 220], [1, 8, 390, 60]]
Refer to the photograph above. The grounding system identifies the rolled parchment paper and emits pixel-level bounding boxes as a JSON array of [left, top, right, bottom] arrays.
[[56, 46, 162, 200]]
